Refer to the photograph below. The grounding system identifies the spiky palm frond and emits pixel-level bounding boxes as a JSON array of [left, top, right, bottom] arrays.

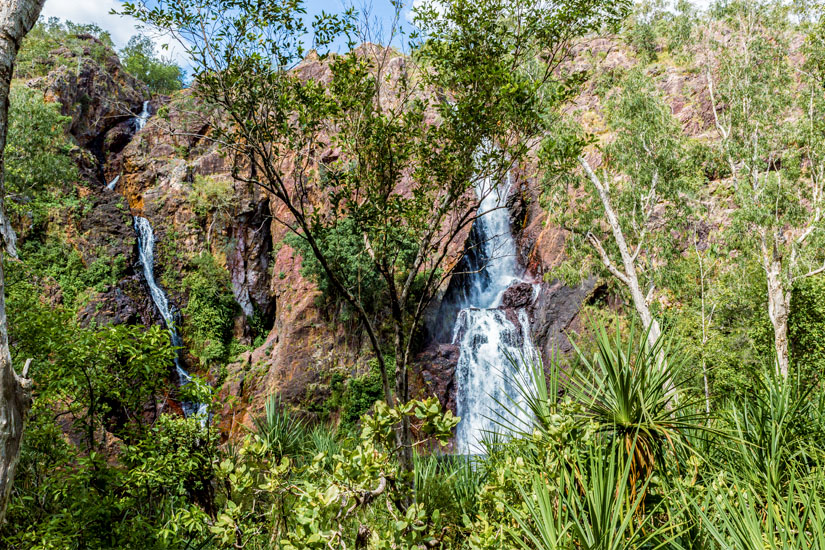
[[564, 324, 713, 490], [413, 452, 483, 519], [251, 394, 307, 461], [716, 369, 824, 493], [511, 436, 679, 550], [693, 466, 825, 550]]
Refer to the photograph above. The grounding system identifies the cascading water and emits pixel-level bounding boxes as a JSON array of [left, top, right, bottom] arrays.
[[451, 173, 536, 454], [106, 174, 120, 191], [134, 101, 151, 131], [134, 216, 207, 417]]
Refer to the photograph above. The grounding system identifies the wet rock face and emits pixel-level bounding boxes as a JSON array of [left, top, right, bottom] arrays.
[[227, 198, 274, 324], [414, 344, 460, 413], [531, 278, 597, 357], [499, 282, 534, 310]]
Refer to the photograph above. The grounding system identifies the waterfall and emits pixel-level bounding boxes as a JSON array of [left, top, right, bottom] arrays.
[[106, 174, 120, 191], [451, 173, 535, 454], [134, 101, 151, 131], [134, 216, 207, 417]]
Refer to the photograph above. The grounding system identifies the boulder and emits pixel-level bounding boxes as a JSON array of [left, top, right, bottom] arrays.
[[414, 343, 460, 413], [499, 282, 535, 310]]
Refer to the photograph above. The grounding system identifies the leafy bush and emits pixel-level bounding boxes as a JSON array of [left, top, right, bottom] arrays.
[[120, 34, 185, 94], [321, 360, 388, 430], [18, 238, 126, 311], [6, 84, 77, 226], [789, 275, 825, 382], [181, 252, 238, 366], [187, 175, 238, 245], [188, 175, 237, 219], [286, 216, 387, 318]]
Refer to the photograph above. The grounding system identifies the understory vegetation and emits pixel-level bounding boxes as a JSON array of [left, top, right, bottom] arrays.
[[5, 0, 825, 548], [8, 322, 825, 549]]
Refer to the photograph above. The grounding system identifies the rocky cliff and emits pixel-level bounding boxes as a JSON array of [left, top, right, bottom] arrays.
[[15, 33, 723, 435]]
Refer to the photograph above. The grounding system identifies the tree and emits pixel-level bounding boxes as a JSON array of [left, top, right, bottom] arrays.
[[0, 0, 45, 524], [5, 85, 76, 229], [120, 0, 628, 486], [543, 69, 694, 391], [120, 34, 184, 94], [704, 1, 825, 378]]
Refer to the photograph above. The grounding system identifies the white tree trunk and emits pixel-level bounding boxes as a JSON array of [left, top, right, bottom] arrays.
[[579, 157, 672, 393], [764, 257, 791, 378], [0, 0, 46, 525]]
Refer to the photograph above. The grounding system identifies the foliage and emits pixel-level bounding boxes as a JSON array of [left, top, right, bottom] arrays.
[[181, 252, 238, 366], [120, 34, 185, 94], [564, 326, 708, 488], [788, 275, 825, 382], [251, 395, 307, 462], [705, 0, 825, 376], [543, 67, 696, 294], [188, 175, 237, 219], [286, 215, 391, 318], [17, 238, 126, 311], [15, 18, 115, 78], [5, 84, 78, 227]]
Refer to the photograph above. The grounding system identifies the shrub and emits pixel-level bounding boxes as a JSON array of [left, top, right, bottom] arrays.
[[15, 18, 115, 79], [789, 275, 825, 382], [286, 216, 388, 318], [181, 252, 238, 366], [18, 239, 126, 311], [120, 34, 185, 94], [252, 395, 308, 461], [6, 84, 77, 226], [340, 360, 386, 429]]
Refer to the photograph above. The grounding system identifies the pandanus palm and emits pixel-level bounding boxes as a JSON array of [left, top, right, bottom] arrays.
[[565, 324, 710, 489], [500, 323, 710, 489]]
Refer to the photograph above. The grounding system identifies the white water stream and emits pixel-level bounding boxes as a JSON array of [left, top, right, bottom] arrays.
[[452, 173, 536, 454], [106, 174, 120, 191], [134, 217, 207, 417], [134, 101, 151, 131]]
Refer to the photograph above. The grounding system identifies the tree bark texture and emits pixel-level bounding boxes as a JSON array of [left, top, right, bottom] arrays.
[[764, 257, 791, 378], [0, 0, 46, 525]]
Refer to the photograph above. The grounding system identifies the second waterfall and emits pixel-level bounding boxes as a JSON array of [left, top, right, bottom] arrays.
[[134, 216, 207, 417], [451, 173, 536, 454]]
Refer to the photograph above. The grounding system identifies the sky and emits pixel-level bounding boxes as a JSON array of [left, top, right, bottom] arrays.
[[40, 0, 411, 65], [41, 0, 712, 71]]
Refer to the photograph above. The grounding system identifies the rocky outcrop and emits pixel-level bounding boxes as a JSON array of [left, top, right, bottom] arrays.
[[227, 198, 273, 323], [413, 344, 460, 413], [499, 282, 535, 310], [28, 35, 148, 149], [17, 33, 735, 435], [531, 278, 597, 356]]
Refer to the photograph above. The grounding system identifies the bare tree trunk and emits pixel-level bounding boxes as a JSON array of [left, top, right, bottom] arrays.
[[695, 243, 714, 416], [764, 257, 791, 378], [0, 0, 45, 525], [579, 157, 668, 373]]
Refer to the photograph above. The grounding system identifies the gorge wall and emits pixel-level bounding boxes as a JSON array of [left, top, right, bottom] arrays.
[[14, 32, 722, 436]]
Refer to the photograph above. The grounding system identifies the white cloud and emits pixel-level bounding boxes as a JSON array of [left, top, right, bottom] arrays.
[[42, 0, 137, 48]]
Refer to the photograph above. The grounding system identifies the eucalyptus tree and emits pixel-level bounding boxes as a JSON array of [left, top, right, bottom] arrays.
[[543, 69, 695, 387], [0, 0, 45, 524], [705, 2, 825, 378], [120, 0, 628, 483]]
